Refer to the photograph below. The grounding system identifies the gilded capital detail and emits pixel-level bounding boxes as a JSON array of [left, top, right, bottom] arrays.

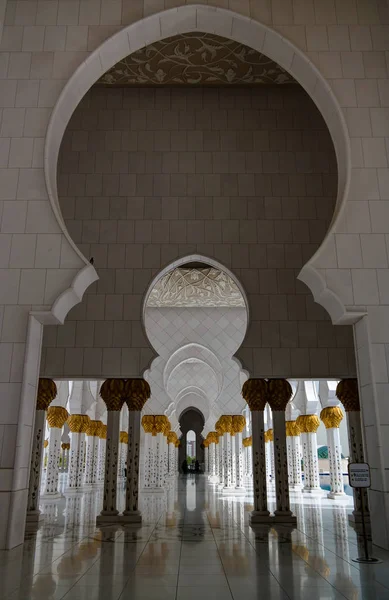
[[67, 414, 90, 433], [85, 419, 101, 437], [285, 420, 301, 437], [296, 414, 320, 434], [264, 429, 273, 443], [232, 415, 246, 434], [336, 379, 360, 412], [142, 415, 155, 433], [36, 378, 57, 410], [100, 379, 126, 411], [320, 406, 343, 429], [242, 378, 268, 411], [47, 406, 69, 429], [267, 379, 293, 411], [124, 378, 151, 411], [154, 415, 169, 434], [219, 415, 232, 434]]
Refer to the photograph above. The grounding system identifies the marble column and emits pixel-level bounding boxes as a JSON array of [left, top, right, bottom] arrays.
[[175, 440, 179, 473], [97, 426, 107, 482], [142, 416, 157, 489], [123, 379, 151, 523], [296, 414, 322, 494], [265, 429, 274, 485], [66, 414, 90, 493], [336, 379, 370, 527], [232, 415, 246, 495], [163, 426, 170, 486], [97, 379, 126, 524], [242, 379, 270, 524], [204, 443, 209, 474], [167, 432, 177, 478], [154, 415, 170, 489], [285, 420, 303, 491], [61, 443, 70, 472], [220, 416, 234, 494], [209, 439, 216, 481], [118, 432, 127, 480], [215, 421, 223, 487], [320, 407, 345, 498], [83, 420, 101, 488], [27, 379, 57, 522], [42, 406, 69, 499], [90, 425, 101, 484], [268, 379, 296, 523]]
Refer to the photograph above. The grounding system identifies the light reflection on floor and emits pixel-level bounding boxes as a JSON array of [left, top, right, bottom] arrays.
[[1, 475, 389, 599]]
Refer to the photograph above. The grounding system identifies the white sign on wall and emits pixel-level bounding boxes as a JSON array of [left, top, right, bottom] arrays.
[[348, 463, 371, 488]]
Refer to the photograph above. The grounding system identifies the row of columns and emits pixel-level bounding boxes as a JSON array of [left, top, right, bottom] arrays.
[[142, 415, 180, 491]]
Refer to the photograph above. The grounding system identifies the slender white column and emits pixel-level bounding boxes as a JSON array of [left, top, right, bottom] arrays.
[[155, 433, 165, 488], [286, 421, 303, 490], [204, 445, 209, 474], [246, 439, 253, 484], [98, 409, 121, 520], [163, 435, 169, 486], [222, 432, 233, 491], [234, 432, 245, 492], [250, 410, 269, 519], [209, 441, 216, 480], [123, 409, 142, 521], [218, 434, 223, 487], [143, 433, 156, 488], [42, 426, 63, 498], [297, 415, 322, 494], [84, 436, 95, 488], [97, 432, 106, 482], [167, 435, 176, 477], [26, 409, 46, 520], [91, 436, 99, 484], [265, 430, 274, 485], [320, 407, 345, 498], [272, 410, 294, 519], [66, 414, 90, 493]]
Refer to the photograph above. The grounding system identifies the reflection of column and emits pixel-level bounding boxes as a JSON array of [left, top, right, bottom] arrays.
[[242, 379, 270, 523], [27, 379, 57, 521], [268, 379, 296, 522], [296, 414, 322, 494], [285, 420, 303, 490], [42, 405, 69, 498], [232, 416, 246, 494], [265, 429, 273, 485], [123, 379, 150, 522], [320, 407, 345, 498], [84, 420, 101, 488], [336, 379, 370, 526], [97, 379, 125, 523], [66, 414, 90, 492]]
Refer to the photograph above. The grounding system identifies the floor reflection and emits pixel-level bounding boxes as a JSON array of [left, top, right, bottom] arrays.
[[1, 475, 389, 599]]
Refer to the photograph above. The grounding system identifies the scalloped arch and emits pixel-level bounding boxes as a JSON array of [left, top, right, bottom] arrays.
[[46, 4, 352, 324]]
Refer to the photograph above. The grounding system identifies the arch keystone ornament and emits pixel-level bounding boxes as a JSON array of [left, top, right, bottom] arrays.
[[267, 380, 296, 523], [336, 379, 370, 528], [122, 379, 151, 523], [97, 379, 126, 524], [27, 379, 58, 522]]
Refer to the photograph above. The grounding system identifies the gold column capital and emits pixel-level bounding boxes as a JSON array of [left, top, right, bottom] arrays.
[[47, 406, 68, 429], [215, 419, 223, 435], [43, 439, 48, 448], [167, 431, 177, 444], [336, 379, 360, 412], [154, 415, 169, 434], [67, 414, 90, 433], [85, 419, 102, 437], [36, 378, 57, 410], [242, 378, 268, 411], [232, 415, 246, 435], [99, 379, 126, 411], [267, 379, 293, 411], [119, 431, 128, 444], [61, 442, 70, 450], [142, 415, 155, 433], [320, 406, 343, 429], [285, 420, 301, 437], [264, 429, 273, 443], [124, 378, 151, 411], [219, 415, 233, 434], [296, 414, 320, 433], [242, 436, 252, 447], [99, 424, 107, 439], [175, 440, 181, 448]]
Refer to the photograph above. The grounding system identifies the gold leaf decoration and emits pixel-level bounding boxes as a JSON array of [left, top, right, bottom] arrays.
[[100, 379, 126, 411], [124, 379, 151, 411], [97, 33, 296, 87], [36, 378, 57, 410], [336, 379, 360, 412], [320, 406, 344, 429], [47, 406, 69, 429], [242, 379, 268, 411], [296, 414, 320, 434]]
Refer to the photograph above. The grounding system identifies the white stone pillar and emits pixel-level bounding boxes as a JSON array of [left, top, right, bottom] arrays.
[[217, 433, 223, 487], [265, 429, 274, 485], [96, 379, 126, 524], [142, 425, 156, 489], [167, 433, 176, 477], [97, 429, 106, 482], [221, 421, 234, 494], [204, 444, 209, 474], [163, 433, 169, 486], [27, 379, 58, 521], [42, 406, 69, 498], [250, 410, 269, 520], [83, 420, 101, 488], [123, 406, 143, 522], [297, 414, 322, 494], [320, 407, 345, 498], [90, 435, 100, 484], [209, 441, 216, 481], [66, 415, 90, 493], [285, 421, 303, 490], [232, 416, 246, 495], [268, 380, 296, 523]]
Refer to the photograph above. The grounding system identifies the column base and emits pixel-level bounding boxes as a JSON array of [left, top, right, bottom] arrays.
[[40, 492, 63, 501], [121, 511, 142, 524], [273, 511, 297, 525], [249, 511, 272, 524], [303, 487, 324, 496], [26, 511, 44, 523], [96, 512, 120, 525], [327, 491, 346, 499]]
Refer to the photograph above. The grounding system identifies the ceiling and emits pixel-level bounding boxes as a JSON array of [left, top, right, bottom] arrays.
[[97, 32, 297, 87]]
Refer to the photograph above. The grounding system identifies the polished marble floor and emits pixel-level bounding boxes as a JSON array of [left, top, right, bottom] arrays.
[[1, 476, 389, 600]]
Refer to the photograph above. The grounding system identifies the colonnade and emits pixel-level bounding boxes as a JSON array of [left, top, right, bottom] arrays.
[[27, 377, 368, 531], [141, 415, 180, 492]]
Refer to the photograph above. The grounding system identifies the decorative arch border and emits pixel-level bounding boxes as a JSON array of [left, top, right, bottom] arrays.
[[164, 343, 223, 391], [46, 5, 352, 324]]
